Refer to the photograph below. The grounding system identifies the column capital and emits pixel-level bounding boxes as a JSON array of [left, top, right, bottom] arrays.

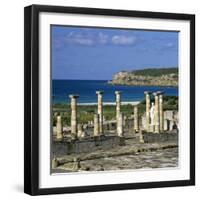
[[157, 91, 164, 95], [69, 94, 79, 99], [144, 91, 152, 95], [153, 92, 159, 96], [115, 91, 121, 95], [96, 91, 104, 95]]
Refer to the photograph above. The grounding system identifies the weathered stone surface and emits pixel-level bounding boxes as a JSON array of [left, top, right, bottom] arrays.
[[153, 92, 160, 133], [52, 141, 178, 173], [134, 105, 139, 132], [142, 131, 178, 143], [77, 124, 85, 139], [52, 135, 121, 155], [144, 91, 151, 132], [115, 91, 121, 121], [93, 114, 100, 137], [164, 110, 174, 120], [78, 147, 178, 171], [69, 95, 79, 138], [117, 113, 124, 137], [158, 92, 164, 132], [96, 91, 104, 134], [52, 157, 58, 169], [56, 115, 63, 140]]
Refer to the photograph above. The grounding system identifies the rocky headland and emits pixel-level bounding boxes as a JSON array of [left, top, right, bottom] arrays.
[[108, 67, 178, 86]]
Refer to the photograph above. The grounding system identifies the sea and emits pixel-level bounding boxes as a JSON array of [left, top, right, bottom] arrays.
[[52, 80, 178, 104]]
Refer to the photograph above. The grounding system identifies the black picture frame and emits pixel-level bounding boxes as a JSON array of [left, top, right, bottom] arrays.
[[24, 4, 195, 196]]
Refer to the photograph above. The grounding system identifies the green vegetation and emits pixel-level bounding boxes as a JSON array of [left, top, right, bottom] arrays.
[[132, 67, 178, 77], [109, 67, 178, 86], [53, 104, 133, 126], [52, 96, 178, 126]]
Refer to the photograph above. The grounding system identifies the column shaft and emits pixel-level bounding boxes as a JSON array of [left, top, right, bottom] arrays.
[[154, 93, 160, 133], [77, 124, 83, 138], [117, 113, 124, 137], [69, 95, 79, 138], [96, 91, 103, 134], [93, 114, 100, 137], [134, 105, 139, 132], [159, 94, 164, 132], [115, 91, 121, 121], [144, 92, 151, 132], [56, 115, 63, 140]]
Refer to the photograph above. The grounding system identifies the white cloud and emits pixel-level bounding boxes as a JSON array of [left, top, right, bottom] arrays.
[[73, 37, 94, 46], [65, 32, 94, 46], [98, 32, 108, 44], [64, 31, 110, 46], [112, 35, 137, 45], [63, 32, 138, 46]]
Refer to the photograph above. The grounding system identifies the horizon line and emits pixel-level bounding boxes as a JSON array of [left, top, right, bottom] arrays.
[[52, 79, 109, 81]]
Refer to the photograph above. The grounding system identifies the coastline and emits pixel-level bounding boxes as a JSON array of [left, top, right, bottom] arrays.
[[53, 101, 141, 106], [77, 101, 140, 106]]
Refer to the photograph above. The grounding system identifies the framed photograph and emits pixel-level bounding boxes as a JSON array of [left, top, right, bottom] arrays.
[[24, 4, 195, 195]]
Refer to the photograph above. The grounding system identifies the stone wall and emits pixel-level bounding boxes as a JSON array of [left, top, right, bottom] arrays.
[[141, 131, 178, 143], [52, 135, 121, 156]]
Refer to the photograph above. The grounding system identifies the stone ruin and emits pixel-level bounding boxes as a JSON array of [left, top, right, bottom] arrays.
[[52, 90, 179, 171], [142, 91, 178, 133], [54, 90, 178, 141]]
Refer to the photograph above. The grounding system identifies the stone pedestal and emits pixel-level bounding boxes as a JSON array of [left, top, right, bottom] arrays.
[[115, 91, 121, 122], [77, 124, 85, 138], [69, 95, 79, 139], [153, 92, 160, 133], [144, 91, 151, 132], [56, 115, 63, 140], [52, 158, 58, 169], [93, 114, 100, 137], [117, 113, 124, 137], [139, 130, 144, 143], [96, 91, 104, 134], [134, 105, 139, 132], [73, 158, 81, 171]]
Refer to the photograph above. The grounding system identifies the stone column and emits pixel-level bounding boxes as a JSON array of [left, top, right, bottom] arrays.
[[93, 114, 100, 137], [153, 92, 160, 133], [56, 115, 63, 140], [139, 130, 144, 143], [158, 92, 164, 132], [144, 91, 151, 132], [134, 105, 139, 132], [52, 157, 58, 169], [115, 91, 121, 121], [96, 91, 104, 134], [164, 119, 170, 131], [69, 95, 79, 138], [77, 124, 84, 138], [117, 113, 124, 137]]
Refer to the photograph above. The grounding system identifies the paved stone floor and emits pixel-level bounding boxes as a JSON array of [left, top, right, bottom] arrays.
[[81, 147, 178, 171], [53, 146, 178, 173]]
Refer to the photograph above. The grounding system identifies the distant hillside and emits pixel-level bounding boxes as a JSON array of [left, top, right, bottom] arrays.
[[108, 67, 178, 86]]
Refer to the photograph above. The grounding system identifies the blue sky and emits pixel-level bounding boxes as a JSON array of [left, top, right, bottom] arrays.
[[52, 25, 178, 80]]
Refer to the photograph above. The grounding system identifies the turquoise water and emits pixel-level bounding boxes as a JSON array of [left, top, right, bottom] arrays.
[[52, 80, 178, 104]]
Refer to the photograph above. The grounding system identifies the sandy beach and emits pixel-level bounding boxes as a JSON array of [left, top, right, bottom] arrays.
[[77, 101, 140, 106]]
